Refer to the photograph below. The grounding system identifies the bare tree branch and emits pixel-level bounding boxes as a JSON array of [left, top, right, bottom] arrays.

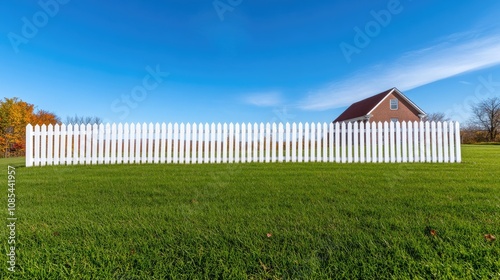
[[422, 112, 450, 122], [65, 115, 103, 125], [468, 97, 500, 141]]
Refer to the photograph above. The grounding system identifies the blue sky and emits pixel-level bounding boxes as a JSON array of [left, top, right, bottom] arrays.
[[2, 0, 500, 124]]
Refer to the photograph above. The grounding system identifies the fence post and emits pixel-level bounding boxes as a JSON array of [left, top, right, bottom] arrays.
[[419, 122, 426, 162], [86, 124, 93, 165], [168, 122, 173, 163], [185, 123, 191, 164], [328, 122, 334, 162], [365, 122, 371, 163], [165, 123, 171, 164], [407, 121, 413, 162], [389, 121, 395, 163], [92, 124, 99, 164], [179, 123, 185, 164], [341, 122, 347, 163], [141, 123, 148, 164], [437, 122, 443, 163], [317, 122, 323, 162], [278, 123, 284, 162], [265, 123, 271, 163], [285, 123, 290, 162], [79, 124, 86, 165], [358, 122, 364, 163], [54, 124, 61, 165], [412, 121, 419, 162], [371, 122, 377, 163], [196, 123, 203, 164], [442, 122, 449, 163], [229, 123, 235, 163], [122, 123, 129, 164], [383, 122, 389, 163], [401, 121, 407, 163], [66, 124, 73, 165], [235, 123, 241, 163], [425, 122, 431, 163], [431, 121, 437, 163], [173, 123, 179, 164], [221, 123, 227, 163], [25, 124, 33, 167], [395, 121, 401, 163], [455, 122, 461, 163], [292, 123, 297, 162], [241, 123, 247, 163], [335, 122, 340, 162], [322, 122, 328, 162], [132, 123, 139, 163], [347, 122, 352, 163], [304, 122, 310, 162], [47, 124, 54, 166], [246, 123, 253, 163], [105, 123, 112, 164], [60, 124, 67, 165], [211, 123, 217, 163], [310, 122, 316, 162], [297, 122, 303, 162], [255, 123, 261, 162], [353, 122, 359, 163], [98, 123, 104, 164]]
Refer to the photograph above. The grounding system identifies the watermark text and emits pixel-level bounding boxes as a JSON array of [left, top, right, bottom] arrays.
[[6, 166, 17, 272], [8, 0, 70, 53], [445, 74, 500, 121], [339, 0, 404, 63], [110, 65, 169, 120], [213, 0, 243, 21]]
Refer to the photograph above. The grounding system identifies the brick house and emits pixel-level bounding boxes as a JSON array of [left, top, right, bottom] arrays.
[[333, 87, 426, 123]]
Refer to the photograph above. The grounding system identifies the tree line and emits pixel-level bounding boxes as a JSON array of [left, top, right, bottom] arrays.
[[0, 97, 101, 157], [0, 98, 60, 157], [411, 98, 499, 144], [461, 97, 500, 143]]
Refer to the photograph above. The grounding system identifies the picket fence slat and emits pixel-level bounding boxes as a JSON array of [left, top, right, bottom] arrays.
[[454, 122, 462, 162], [365, 122, 371, 163], [291, 123, 296, 162], [25, 121, 462, 167], [358, 122, 363, 163], [81, 125, 87, 164], [26, 124, 34, 166], [406, 122, 412, 162]]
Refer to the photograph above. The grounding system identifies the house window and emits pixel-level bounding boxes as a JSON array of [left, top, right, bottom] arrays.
[[390, 99, 398, 110], [390, 118, 399, 123]]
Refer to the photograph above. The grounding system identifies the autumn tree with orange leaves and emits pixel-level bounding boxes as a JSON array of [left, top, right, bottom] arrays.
[[0, 97, 60, 157]]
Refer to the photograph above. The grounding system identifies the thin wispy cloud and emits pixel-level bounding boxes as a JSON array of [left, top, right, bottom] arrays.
[[242, 91, 283, 107], [300, 30, 500, 111]]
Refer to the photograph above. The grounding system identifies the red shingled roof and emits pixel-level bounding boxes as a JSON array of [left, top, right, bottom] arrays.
[[333, 88, 394, 122]]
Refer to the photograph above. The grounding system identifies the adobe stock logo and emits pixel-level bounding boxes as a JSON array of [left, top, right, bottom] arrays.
[[445, 75, 500, 121], [213, 0, 243, 21], [110, 65, 169, 120], [8, 0, 70, 54], [339, 0, 404, 63]]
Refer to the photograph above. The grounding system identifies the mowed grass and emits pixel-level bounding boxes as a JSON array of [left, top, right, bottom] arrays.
[[1, 145, 499, 279]]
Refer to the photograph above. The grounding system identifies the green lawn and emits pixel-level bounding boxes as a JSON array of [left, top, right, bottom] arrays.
[[1, 145, 499, 279]]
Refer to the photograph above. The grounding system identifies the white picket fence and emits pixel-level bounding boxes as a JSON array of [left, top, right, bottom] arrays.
[[25, 121, 461, 167]]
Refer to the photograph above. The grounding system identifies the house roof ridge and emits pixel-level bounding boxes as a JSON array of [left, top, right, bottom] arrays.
[[333, 87, 425, 123], [333, 88, 394, 122]]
